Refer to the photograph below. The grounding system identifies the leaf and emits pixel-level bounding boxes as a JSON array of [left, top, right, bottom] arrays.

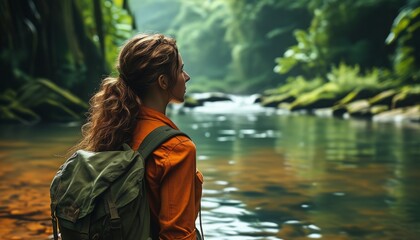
[[18, 81, 46, 106], [0, 103, 40, 125], [386, 7, 420, 44], [36, 78, 88, 108]]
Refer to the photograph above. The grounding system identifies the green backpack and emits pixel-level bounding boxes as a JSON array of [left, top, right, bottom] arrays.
[[50, 126, 187, 240]]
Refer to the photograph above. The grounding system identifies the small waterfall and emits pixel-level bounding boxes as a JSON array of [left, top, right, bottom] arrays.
[[180, 94, 270, 114]]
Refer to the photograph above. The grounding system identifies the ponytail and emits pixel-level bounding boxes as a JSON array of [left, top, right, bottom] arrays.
[[75, 77, 141, 151]]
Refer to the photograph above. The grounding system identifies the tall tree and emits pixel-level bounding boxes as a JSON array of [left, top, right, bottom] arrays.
[[0, 0, 134, 123]]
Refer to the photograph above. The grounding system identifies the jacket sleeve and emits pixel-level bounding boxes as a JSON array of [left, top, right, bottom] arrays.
[[158, 138, 198, 240]]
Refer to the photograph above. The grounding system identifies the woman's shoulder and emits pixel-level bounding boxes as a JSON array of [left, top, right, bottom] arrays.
[[162, 133, 195, 152]]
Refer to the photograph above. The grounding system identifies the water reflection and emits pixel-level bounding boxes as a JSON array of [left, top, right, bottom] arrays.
[[171, 111, 420, 239], [0, 110, 419, 239], [0, 124, 80, 239]]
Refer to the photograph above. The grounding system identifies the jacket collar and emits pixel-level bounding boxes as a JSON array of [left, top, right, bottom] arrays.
[[138, 105, 179, 130]]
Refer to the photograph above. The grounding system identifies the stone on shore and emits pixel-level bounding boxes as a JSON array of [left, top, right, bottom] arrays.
[[373, 105, 420, 123]]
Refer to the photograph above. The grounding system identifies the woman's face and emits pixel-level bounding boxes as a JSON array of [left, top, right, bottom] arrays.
[[170, 54, 190, 103]]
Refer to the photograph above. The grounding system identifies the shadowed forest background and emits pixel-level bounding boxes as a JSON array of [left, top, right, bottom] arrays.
[[1, 1, 420, 240], [1, 0, 419, 123]]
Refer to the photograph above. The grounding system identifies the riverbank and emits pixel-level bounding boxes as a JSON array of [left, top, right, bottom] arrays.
[[183, 87, 420, 125]]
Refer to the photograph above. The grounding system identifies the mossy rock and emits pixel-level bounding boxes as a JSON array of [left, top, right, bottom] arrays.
[[261, 94, 296, 107], [347, 100, 371, 118], [253, 94, 263, 103], [370, 105, 389, 115], [369, 89, 398, 106], [289, 82, 350, 111], [278, 102, 292, 110], [333, 101, 389, 118], [289, 94, 340, 111], [333, 88, 381, 117], [338, 88, 381, 105], [373, 105, 420, 123], [392, 86, 420, 108]]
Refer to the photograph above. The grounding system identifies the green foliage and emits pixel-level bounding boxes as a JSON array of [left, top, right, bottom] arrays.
[[265, 76, 324, 96], [275, 0, 404, 79], [386, 7, 420, 44], [326, 63, 394, 91], [392, 84, 420, 108], [0, 78, 88, 124], [289, 81, 345, 110], [386, 6, 420, 82], [0, 89, 40, 124], [101, 1, 134, 70], [36, 79, 88, 109], [261, 76, 323, 107], [268, 62, 396, 111], [274, 9, 329, 77], [131, 0, 232, 93], [222, 0, 311, 92], [72, 0, 134, 75], [0, 0, 134, 123], [172, 1, 231, 81], [142, 0, 312, 93]]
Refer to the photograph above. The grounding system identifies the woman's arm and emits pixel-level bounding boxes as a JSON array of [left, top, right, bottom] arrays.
[[159, 139, 198, 239]]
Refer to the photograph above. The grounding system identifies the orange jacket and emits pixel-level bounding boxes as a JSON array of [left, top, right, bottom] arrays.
[[131, 106, 203, 240]]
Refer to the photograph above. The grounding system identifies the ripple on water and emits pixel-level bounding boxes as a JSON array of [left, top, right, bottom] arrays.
[[217, 136, 236, 142], [307, 233, 322, 238], [202, 189, 221, 195], [219, 130, 236, 135], [214, 180, 229, 185], [198, 155, 210, 160], [223, 187, 239, 193], [277, 220, 323, 240], [211, 206, 252, 216], [201, 195, 280, 239], [202, 215, 279, 240]]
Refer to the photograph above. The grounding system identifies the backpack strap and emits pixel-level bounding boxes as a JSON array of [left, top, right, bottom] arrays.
[[51, 210, 59, 240], [105, 125, 187, 240], [138, 125, 189, 158], [105, 190, 123, 240]]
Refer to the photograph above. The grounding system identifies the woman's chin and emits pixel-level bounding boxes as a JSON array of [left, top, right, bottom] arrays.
[[170, 98, 184, 104]]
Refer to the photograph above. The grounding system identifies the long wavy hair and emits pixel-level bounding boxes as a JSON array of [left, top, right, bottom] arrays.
[[75, 33, 179, 152]]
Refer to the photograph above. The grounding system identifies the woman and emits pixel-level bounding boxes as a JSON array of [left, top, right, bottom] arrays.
[[76, 33, 203, 239]]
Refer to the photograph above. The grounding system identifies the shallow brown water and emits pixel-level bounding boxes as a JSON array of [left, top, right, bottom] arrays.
[[0, 124, 80, 239], [0, 109, 419, 239]]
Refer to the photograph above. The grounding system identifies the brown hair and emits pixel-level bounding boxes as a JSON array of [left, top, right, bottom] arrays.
[[75, 33, 179, 152]]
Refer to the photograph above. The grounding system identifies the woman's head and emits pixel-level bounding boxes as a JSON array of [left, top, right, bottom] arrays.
[[117, 34, 180, 97], [75, 33, 188, 152]]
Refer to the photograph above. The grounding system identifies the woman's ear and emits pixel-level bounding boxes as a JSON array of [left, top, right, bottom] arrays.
[[157, 75, 169, 90]]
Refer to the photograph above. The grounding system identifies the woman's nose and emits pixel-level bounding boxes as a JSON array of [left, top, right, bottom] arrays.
[[184, 72, 190, 82]]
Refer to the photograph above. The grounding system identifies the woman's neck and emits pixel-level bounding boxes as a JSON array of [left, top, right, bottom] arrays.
[[141, 93, 169, 115]]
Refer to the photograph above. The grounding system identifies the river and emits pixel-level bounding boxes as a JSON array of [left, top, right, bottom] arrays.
[[0, 98, 419, 239]]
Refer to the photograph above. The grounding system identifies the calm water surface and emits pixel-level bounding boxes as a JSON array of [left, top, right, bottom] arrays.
[[0, 104, 419, 240]]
